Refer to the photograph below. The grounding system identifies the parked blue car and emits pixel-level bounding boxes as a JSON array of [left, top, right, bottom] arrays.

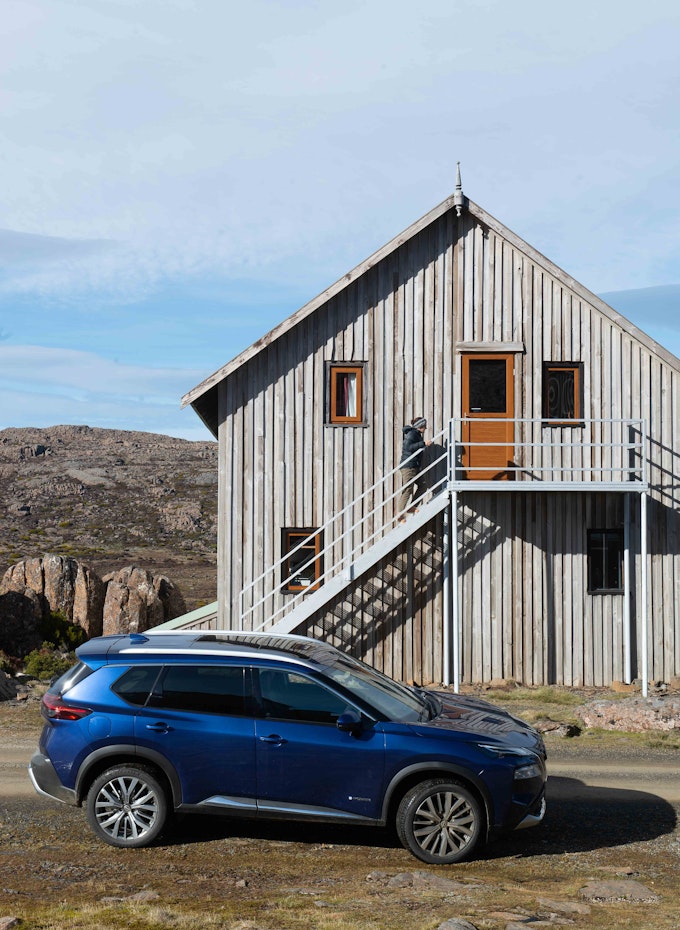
[[29, 631, 546, 863]]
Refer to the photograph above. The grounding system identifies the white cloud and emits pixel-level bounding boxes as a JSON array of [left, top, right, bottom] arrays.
[[0, 345, 212, 439]]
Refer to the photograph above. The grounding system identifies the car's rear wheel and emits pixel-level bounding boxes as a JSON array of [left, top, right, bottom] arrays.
[[396, 778, 483, 864], [86, 764, 168, 848]]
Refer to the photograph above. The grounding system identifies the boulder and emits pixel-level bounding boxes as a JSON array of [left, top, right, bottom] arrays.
[[102, 567, 186, 636], [0, 669, 19, 701], [72, 563, 105, 638], [577, 696, 680, 732], [0, 555, 105, 638]]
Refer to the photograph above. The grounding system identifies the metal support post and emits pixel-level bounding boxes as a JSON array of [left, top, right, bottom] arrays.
[[623, 494, 631, 683], [641, 492, 649, 697], [452, 490, 460, 693]]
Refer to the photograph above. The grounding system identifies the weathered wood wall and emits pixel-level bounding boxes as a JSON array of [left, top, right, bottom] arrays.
[[212, 202, 680, 686]]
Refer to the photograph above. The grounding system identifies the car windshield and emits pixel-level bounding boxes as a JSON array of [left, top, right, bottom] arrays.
[[318, 652, 426, 722]]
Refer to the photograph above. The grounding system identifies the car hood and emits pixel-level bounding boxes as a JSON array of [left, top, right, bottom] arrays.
[[421, 691, 546, 756]]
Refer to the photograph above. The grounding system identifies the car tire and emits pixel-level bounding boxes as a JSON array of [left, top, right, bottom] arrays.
[[86, 764, 168, 848], [396, 778, 483, 864]]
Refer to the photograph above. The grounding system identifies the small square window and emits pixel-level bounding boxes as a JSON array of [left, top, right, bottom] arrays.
[[543, 362, 583, 421], [281, 528, 323, 592], [327, 363, 365, 425], [587, 529, 623, 594]]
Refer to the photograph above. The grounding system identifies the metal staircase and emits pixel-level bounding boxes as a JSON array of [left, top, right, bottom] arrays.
[[239, 426, 451, 637]]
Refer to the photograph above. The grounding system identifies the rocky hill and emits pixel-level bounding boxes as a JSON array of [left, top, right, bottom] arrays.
[[0, 425, 217, 609]]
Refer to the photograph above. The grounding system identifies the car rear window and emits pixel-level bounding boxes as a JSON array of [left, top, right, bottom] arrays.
[[47, 661, 94, 697]]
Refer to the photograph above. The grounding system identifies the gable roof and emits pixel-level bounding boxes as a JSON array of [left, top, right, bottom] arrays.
[[183, 192, 680, 438]]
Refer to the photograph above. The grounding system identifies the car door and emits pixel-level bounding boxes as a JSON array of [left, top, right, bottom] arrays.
[[254, 667, 385, 822], [133, 663, 256, 806]]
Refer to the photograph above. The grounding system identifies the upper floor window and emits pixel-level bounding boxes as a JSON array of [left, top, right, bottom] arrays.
[[587, 529, 623, 594], [543, 362, 583, 422], [326, 363, 366, 425], [281, 527, 323, 592]]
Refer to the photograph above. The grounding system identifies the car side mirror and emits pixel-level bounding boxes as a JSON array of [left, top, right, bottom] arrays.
[[336, 711, 362, 734]]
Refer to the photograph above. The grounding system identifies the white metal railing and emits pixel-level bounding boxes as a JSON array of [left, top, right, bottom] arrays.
[[448, 417, 647, 487], [239, 417, 647, 630], [239, 425, 450, 630]]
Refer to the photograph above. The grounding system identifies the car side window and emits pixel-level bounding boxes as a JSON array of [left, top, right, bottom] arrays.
[[257, 669, 350, 724], [148, 665, 248, 716], [111, 666, 162, 706]]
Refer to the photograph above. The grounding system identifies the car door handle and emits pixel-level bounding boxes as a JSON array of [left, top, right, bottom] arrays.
[[259, 734, 287, 745], [145, 722, 172, 733]]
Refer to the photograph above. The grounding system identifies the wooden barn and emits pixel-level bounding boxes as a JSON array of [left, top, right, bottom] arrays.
[[168, 170, 680, 692]]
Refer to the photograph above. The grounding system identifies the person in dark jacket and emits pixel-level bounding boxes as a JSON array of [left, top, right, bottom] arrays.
[[397, 417, 432, 521]]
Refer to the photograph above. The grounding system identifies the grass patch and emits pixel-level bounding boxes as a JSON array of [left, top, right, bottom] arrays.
[[486, 686, 584, 706]]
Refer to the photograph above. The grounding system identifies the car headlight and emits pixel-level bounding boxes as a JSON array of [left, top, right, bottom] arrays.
[[513, 763, 542, 780], [477, 743, 535, 760]]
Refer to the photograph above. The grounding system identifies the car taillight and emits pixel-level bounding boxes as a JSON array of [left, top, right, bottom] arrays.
[[41, 694, 92, 721]]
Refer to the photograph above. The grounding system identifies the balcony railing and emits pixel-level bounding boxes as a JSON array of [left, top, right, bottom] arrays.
[[448, 417, 647, 490]]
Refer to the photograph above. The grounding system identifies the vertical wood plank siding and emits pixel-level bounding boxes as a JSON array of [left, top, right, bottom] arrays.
[[213, 206, 680, 687]]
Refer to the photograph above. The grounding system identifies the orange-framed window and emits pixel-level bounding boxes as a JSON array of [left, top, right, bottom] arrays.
[[281, 528, 323, 592], [543, 362, 584, 422], [327, 363, 366, 425]]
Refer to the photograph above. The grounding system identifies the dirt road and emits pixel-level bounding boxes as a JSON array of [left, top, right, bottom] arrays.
[[4, 734, 679, 800]]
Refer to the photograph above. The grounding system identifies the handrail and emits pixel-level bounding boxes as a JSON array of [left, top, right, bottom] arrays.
[[239, 425, 450, 629]]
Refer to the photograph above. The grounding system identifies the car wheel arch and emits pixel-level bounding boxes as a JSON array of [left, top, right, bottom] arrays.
[[381, 762, 493, 832], [74, 744, 181, 807]]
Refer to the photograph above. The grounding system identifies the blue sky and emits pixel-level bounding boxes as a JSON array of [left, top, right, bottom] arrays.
[[1, 0, 679, 441]]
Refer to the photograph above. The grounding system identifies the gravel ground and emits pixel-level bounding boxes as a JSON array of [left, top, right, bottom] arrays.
[[1, 686, 679, 929]]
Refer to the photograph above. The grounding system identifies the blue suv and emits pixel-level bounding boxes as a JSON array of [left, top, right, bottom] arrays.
[[29, 631, 546, 864]]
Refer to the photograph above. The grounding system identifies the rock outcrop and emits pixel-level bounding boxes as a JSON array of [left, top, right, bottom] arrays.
[[1, 555, 105, 638], [0, 555, 186, 655]]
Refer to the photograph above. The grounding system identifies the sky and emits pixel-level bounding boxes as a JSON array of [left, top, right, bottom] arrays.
[[1, 0, 679, 442]]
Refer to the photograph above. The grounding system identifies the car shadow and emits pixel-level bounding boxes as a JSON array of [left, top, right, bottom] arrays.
[[164, 813, 397, 851], [486, 776, 678, 860], [161, 777, 678, 858]]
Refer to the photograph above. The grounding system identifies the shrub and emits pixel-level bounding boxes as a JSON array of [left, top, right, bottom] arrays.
[[24, 645, 75, 681], [40, 610, 87, 651]]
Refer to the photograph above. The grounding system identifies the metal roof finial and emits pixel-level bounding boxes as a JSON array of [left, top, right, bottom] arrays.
[[453, 161, 465, 216]]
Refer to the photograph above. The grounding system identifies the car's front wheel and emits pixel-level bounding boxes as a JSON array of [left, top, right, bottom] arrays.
[[396, 778, 483, 864], [86, 764, 168, 848]]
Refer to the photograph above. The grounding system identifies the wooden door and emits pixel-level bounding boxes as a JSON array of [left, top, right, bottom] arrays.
[[461, 353, 515, 480]]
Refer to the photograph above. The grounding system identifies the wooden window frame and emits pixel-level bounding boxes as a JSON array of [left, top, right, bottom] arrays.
[[542, 362, 584, 424], [587, 529, 624, 594], [281, 527, 324, 593], [326, 362, 367, 426]]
